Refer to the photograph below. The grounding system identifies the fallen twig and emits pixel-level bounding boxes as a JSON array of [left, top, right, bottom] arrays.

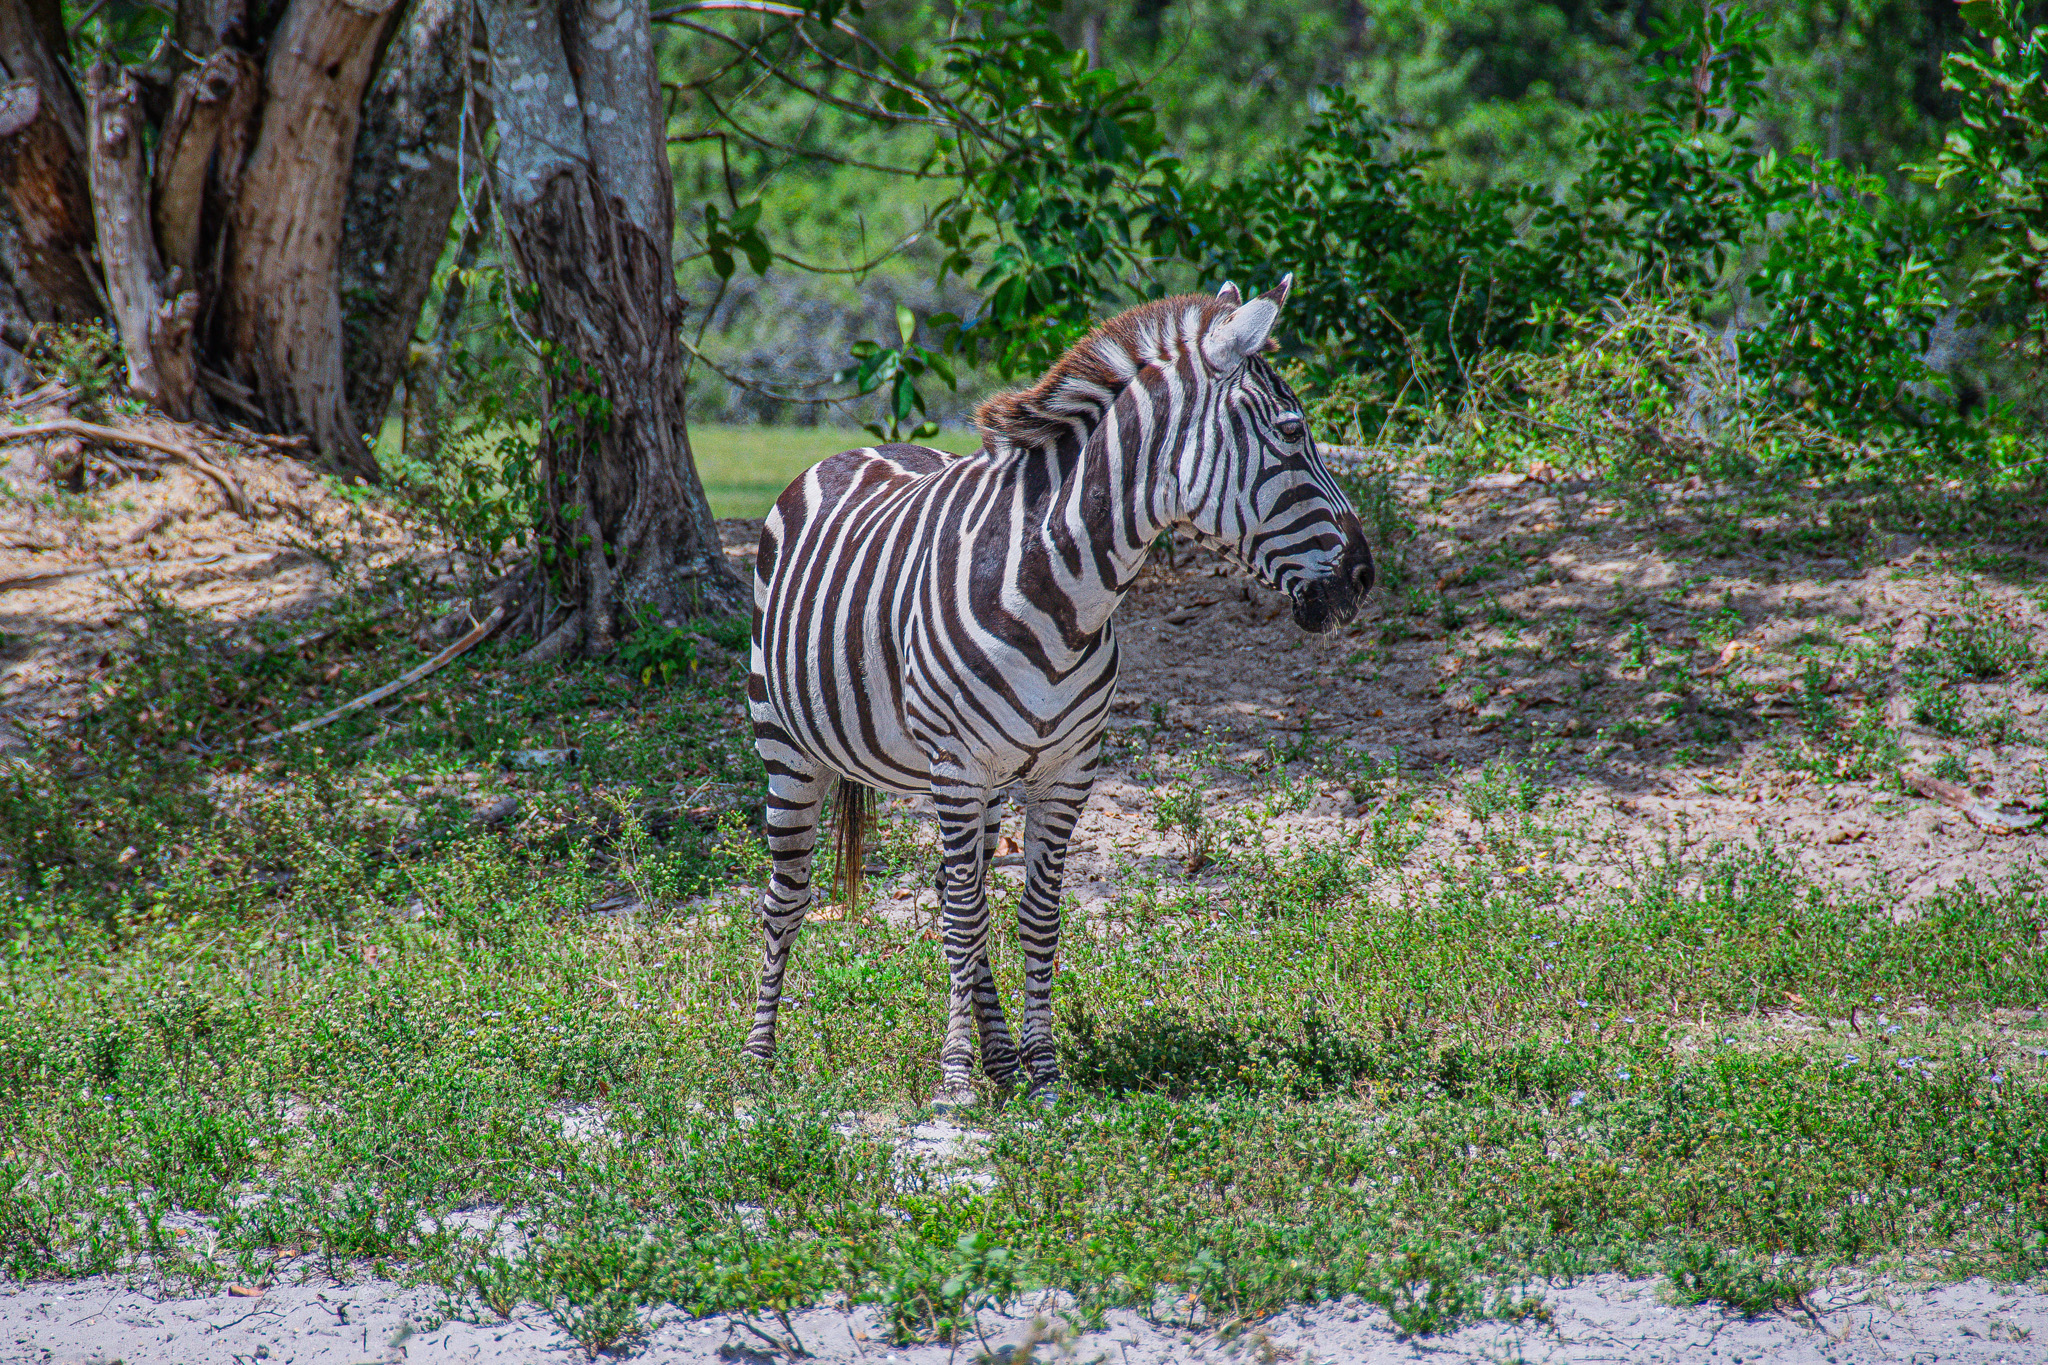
[[3, 379, 78, 412], [0, 418, 251, 517], [0, 551, 244, 593], [212, 424, 313, 455], [1904, 773, 2044, 834], [249, 603, 506, 747]]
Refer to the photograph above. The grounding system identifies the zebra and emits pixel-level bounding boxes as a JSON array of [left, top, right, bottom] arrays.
[[743, 276, 1373, 1108]]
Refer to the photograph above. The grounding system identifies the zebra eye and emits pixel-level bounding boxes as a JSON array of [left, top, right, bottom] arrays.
[[1274, 417, 1306, 443]]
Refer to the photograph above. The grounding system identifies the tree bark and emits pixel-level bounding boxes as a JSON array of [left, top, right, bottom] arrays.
[[152, 50, 256, 283], [223, 0, 403, 479], [339, 0, 472, 437], [85, 63, 205, 419], [0, 0, 100, 339], [483, 0, 746, 654]]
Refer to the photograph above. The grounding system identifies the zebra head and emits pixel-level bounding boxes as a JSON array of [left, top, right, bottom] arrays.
[[1179, 277, 1375, 634]]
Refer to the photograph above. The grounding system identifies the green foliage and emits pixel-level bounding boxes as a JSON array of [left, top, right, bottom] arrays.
[[924, 1, 1193, 381], [389, 266, 545, 570], [1187, 5, 1989, 467], [614, 610, 724, 688], [1660, 1241, 1815, 1315], [27, 321, 122, 417], [1914, 0, 2048, 317], [837, 305, 955, 442]]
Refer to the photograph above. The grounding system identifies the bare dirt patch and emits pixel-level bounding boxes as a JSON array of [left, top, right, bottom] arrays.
[[0, 408, 444, 749], [5, 420, 2042, 917], [710, 456, 2048, 927]]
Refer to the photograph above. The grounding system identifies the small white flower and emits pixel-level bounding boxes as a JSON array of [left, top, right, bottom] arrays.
[[1569, 1090, 1587, 1107], [1614, 1069, 1630, 1082]]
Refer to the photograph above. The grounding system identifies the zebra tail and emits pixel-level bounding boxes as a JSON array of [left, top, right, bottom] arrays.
[[832, 776, 872, 909]]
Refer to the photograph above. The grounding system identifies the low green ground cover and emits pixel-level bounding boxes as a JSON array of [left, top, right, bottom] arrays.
[[3, 813, 2044, 1347]]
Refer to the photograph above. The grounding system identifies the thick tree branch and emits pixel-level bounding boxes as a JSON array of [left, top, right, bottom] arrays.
[[86, 62, 205, 419], [224, 0, 402, 477], [152, 49, 253, 280], [339, 0, 472, 436]]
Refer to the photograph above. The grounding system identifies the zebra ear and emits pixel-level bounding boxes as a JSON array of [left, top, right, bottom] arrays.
[[1259, 272, 1293, 309], [1215, 281, 1242, 306], [1202, 290, 1286, 371]]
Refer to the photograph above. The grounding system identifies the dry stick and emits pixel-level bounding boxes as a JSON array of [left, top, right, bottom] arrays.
[[248, 604, 506, 747], [0, 552, 242, 593], [0, 419, 251, 516], [1904, 772, 2044, 834]]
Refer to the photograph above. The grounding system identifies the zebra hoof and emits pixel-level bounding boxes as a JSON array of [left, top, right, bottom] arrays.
[[1023, 1078, 1061, 1109], [930, 1085, 979, 1117]]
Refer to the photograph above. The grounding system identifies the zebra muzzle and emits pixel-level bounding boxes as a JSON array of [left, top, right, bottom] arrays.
[[1290, 573, 1359, 633]]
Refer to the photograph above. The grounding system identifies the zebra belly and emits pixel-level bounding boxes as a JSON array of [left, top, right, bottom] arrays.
[[900, 631, 1118, 793]]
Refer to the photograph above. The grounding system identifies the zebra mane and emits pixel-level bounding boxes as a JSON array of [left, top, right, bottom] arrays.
[[972, 295, 1235, 451]]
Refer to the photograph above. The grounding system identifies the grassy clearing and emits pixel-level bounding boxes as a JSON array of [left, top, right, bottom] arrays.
[[372, 422, 976, 521], [691, 425, 978, 519], [5, 460, 2048, 1351], [4, 583, 2048, 1351]]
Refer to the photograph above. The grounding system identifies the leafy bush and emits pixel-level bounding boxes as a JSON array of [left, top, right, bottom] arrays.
[[1914, 0, 2048, 319], [1183, 3, 2001, 471]]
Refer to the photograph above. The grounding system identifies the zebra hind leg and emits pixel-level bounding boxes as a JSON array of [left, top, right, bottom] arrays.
[[969, 797, 1021, 1092], [743, 760, 829, 1070]]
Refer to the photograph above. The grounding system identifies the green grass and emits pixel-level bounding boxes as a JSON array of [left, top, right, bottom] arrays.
[[374, 421, 981, 521], [690, 425, 977, 519], [3, 572, 2047, 1350]]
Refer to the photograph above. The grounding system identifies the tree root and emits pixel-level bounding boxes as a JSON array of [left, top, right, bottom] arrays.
[[0, 418, 252, 517], [249, 602, 506, 747]]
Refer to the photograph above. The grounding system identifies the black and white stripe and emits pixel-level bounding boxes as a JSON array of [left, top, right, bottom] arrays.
[[743, 277, 1373, 1105]]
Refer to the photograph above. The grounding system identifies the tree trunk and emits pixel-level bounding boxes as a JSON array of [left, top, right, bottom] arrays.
[[0, 0, 100, 364], [223, 0, 403, 480], [339, 0, 472, 438], [483, 0, 746, 655], [86, 63, 208, 418], [0, 0, 473, 482]]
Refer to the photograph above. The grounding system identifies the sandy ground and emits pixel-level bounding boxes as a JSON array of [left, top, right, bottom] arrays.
[[7, 1263, 2047, 1363]]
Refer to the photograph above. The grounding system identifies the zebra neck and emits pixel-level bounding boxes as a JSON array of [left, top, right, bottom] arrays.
[[1022, 418, 1174, 640]]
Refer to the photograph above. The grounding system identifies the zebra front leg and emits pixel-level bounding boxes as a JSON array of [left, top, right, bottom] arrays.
[[743, 760, 829, 1069], [931, 776, 998, 1110], [927, 796, 1021, 1092], [1018, 767, 1094, 1098]]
